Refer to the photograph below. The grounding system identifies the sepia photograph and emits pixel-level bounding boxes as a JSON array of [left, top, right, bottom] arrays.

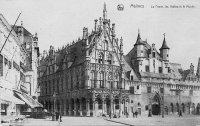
[[0, 0, 200, 125]]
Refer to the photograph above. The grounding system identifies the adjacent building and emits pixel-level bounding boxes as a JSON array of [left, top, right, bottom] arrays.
[[38, 4, 200, 117], [0, 14, 42, 117]]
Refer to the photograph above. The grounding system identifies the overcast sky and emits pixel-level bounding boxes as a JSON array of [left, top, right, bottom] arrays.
[[0, 0, 200, 70]]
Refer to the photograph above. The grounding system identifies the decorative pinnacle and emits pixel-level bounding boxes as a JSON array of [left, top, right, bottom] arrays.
[[163, 33, 166, 38]]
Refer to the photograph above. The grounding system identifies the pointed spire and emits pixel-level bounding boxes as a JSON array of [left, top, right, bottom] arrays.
[[103, 2, 107, 20], [134, 29, 144, 46], [160, 33, 170, 50]]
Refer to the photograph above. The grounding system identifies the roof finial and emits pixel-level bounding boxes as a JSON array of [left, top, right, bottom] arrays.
[[138, 28, 140, 34], [103, 2, 107, 20], [163, 33, 166, 38], [104, 2, 107, 11]]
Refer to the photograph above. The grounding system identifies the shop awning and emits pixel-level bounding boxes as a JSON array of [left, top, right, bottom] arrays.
[[15, 92, 43, 108], [0, 91, 25, 105]]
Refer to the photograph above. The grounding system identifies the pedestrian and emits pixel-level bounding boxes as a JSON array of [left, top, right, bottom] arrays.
[[126, 111, 129, 118], [148, 109, 152, 117], [179, 110, 182, 117], [56, 112, 59, 121], [132, 111, 135, 118], [135, 110, 138, 118]]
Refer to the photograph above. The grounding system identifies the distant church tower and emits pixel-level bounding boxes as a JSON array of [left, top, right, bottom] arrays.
[[160, 34, 170, 62]]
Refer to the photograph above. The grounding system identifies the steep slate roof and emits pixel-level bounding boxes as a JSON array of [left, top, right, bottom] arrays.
[[160, 36, 170, 50]]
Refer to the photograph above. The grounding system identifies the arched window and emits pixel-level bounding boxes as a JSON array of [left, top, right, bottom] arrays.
[[104, 40, 108, 50], [98, 52, 104, 64], [107, 54, 112, 65]]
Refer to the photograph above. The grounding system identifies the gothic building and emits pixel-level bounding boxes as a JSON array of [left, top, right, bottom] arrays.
[[38, 4, 200, 117]]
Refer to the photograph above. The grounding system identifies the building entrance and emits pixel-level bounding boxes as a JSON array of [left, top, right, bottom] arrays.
[[152, 93, 161, 115]]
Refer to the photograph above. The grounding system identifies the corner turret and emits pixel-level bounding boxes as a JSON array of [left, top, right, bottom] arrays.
[[160, 33, 170, 61]]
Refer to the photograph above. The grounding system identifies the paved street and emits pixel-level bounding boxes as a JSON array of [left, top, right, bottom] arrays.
[[107, 115, 200, 126], [2, 115, 200, 126], [15, 117, 125, 126]]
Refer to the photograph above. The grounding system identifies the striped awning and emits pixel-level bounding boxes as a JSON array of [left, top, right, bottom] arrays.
[[15, 92, 43, 108]]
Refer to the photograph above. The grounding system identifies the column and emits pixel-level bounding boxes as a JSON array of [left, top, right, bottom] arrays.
[[50, 101, 54, 113], [86, 99, 90, 116], [69, 101, 72, 116], [119, 99, 122, 117], [63, 100, 66, 116], [92, 98, 96, 116], [110, 98, 114, 117], [60, 100, 62, 114], [127, 100, 130, 117], [102, 98, 105, 115], [74, 100, 77, 116], [80, 99, 83, 116]]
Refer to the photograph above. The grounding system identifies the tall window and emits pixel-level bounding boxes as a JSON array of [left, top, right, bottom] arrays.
[[57, 79, 59, 93], [76, 75, 79, 89], [145, 65, 150, 72], [160, 87, 164, 93], [104, 40, 108, 50], [99, 72, 104, 88], [147, 86, 151, 93], [98, 52, 104, 64], [189, 90, 193, 96], [49, 80, 51, 94], [130, 87, 134, 94], [159, 67, 162, 73], [107, 54, 112, 65], [91, 71, 95, 88], [61, 78, 63, 92], [52, 79, 55, 92], [0, 54, 3, 76]]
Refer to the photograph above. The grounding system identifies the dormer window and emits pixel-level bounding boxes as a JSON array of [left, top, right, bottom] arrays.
[[152, 52, 156, 58], [131, 75, 133, 80]]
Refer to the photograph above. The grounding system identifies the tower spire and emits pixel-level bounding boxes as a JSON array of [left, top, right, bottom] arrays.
[[103, 2, 107, 20], [160, 33, 170, 50]]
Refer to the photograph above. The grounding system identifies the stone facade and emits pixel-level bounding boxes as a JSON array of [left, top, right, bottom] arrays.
[[38, 4, 200, 117]]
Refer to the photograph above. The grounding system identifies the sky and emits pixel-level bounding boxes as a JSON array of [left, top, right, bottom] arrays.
[[0, 0, 200, 70]]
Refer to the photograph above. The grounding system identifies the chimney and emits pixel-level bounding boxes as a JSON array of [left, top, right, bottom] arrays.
[[83, 27, 88, 40]]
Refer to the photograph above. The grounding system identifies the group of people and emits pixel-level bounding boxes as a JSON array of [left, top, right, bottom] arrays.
[[55, 112, 62, 122], [132, 111, 138, 118]]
